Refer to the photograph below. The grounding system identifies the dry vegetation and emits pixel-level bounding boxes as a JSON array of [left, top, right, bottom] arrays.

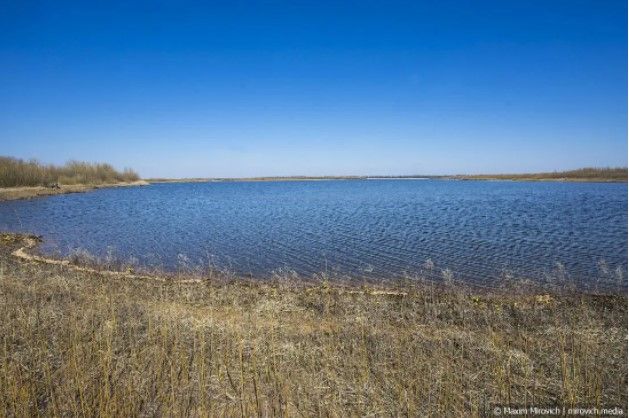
[[453, 167, 628, 182], [0, 156, 140, 188], [0, 233, 626, 416]]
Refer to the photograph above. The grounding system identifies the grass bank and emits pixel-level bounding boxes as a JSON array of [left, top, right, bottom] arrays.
[[0, 233, 625, 416], [0, 181, 149, 201]]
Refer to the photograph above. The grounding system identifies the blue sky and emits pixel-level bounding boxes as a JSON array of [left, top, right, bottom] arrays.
[[1, 1, 627, 178]]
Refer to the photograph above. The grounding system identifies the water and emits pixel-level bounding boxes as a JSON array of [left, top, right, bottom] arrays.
[[0, 180, 626, 287]]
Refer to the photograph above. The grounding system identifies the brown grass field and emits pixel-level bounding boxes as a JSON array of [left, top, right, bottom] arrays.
[[0, 233, 626, 416]]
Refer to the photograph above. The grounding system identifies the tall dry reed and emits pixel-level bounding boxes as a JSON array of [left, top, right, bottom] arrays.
[[0, 156, 139, 187]]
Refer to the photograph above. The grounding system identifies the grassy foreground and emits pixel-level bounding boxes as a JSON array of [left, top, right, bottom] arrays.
[[0, 234, 626, 416]]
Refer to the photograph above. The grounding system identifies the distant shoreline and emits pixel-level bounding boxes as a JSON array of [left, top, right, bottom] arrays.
[[445, 176, 627, 183], [442, 167, 627, 182], [0, 168, 624, 202], [146, 177, 627, 184], [145, 176, 368, 183], [146, 168, 627, 184]]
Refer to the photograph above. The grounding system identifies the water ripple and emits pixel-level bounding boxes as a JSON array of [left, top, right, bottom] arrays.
[[0, 179, 626, 288]]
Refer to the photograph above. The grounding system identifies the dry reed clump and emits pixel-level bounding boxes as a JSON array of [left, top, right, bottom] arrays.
[[0, 236, 626, 416], [0, 156, 139, 187]]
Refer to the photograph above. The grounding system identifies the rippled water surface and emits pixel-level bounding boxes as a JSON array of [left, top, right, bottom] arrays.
[[0, 180, 626, 286]]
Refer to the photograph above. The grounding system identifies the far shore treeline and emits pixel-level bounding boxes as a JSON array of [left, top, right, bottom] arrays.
[[0, 156, 139, 188]]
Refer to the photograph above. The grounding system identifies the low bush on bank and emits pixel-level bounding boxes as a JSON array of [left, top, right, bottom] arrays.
[[0, 156, 139, 187]]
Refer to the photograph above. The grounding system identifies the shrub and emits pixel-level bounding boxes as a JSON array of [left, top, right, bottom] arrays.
[[0, 156, 140, 187]]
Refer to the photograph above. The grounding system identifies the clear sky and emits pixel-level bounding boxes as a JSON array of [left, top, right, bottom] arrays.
[[1, 1, 627, 178]]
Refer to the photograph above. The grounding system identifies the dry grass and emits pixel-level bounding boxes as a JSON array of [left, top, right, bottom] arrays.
[[0, 156, 140, 188], [453, 167, 628, 182], [0, 234, 626, 416]]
